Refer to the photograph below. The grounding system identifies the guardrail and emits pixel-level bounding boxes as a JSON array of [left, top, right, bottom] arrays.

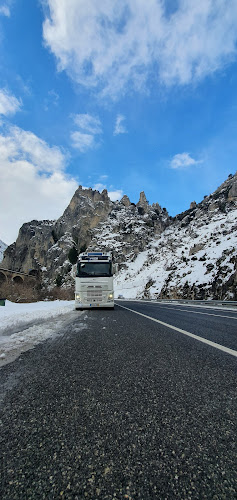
[[149, 299, 237, 307], [116, 297, 237, 307]]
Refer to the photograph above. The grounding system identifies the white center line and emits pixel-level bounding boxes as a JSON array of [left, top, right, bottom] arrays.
[[117, 303, 237, 358]]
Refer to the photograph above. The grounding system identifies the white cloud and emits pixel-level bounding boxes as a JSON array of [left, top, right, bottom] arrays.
[[0, 126, 78, 244], [108, 190, 123, 201], [0, 89, 21, 116], [93, 183, 123, 201], [93, 182, 106, 191], [44, 89, 59, 110], [114, 114, 127, 135], [170, 152, 201, 169], [71, 113, 102, 152], [74, 114, 102, 134], [3, 126, 66, 172], [71, 130, 96, 152], [42, 0, 237, 98], [0, 5, 10, 17]]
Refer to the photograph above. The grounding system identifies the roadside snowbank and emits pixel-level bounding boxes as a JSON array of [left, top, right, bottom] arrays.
[[0, 300, 75, 367]]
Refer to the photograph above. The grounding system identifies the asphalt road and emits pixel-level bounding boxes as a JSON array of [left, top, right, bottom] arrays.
[[0, 301, 237, 499]]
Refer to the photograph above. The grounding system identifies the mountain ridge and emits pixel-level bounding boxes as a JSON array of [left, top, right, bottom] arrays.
[[1, 172, 237, 301]]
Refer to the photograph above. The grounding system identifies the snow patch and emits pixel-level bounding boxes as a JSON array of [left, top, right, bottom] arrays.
[[0, 300, 77, 366]]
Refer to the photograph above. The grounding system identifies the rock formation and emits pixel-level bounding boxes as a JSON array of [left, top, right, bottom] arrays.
[[120, 195, 131, 207], [1, 171, 237, 302], [136, 191, 149, 213]]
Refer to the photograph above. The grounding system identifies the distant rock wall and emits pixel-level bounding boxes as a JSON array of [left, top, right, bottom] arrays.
[[2, 220, 55, 275]]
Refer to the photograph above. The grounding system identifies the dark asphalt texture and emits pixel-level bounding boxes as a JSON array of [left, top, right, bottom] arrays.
[[118, 300, 237, 351], [0, 303, 237, 499]]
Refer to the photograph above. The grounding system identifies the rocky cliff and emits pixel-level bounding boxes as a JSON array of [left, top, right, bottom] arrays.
[[113, 173, 237, 300], [1, 172, 237, 301]]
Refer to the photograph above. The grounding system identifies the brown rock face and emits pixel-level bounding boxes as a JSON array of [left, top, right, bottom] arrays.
[[228, 177, 237, 200], [137, 192, 149, 213], [2, 220, 55, 274], [120, 195, 131, 207], [1, 187, 114, 297], [54, 186, 112, 249]]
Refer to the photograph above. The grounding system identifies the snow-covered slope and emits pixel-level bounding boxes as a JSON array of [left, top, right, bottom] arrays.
[[0, 240, 7, 263], [90, 174, 237, 301], [114, 207, 237, 300], [88, 197, 169, 264]]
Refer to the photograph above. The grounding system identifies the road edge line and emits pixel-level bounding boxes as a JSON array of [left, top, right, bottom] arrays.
[[116, 303, 237, 358]]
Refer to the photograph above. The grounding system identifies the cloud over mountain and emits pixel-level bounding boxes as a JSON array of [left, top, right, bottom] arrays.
[[0, 125, 77, 244], [42, 0, 237, 98]]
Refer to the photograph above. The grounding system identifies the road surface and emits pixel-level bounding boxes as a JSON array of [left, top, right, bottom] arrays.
[[1, 300, 237, 499]]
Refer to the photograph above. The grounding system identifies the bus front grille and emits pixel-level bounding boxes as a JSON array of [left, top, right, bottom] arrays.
[[86, 286, 103, 302]]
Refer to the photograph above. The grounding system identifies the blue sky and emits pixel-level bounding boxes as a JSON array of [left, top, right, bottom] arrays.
[[1, 0, 237, 244]]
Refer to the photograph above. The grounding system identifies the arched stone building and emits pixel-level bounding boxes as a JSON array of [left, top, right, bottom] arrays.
[[0, 268, 41, 302]]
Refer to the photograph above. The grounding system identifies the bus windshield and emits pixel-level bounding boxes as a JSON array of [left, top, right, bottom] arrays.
[[77, 262, 112, 277]]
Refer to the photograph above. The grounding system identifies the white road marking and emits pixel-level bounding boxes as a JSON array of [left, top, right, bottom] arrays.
[[139, 303, 237, 320], [117, 304, 237, 358], [125, 299, 237, 315]]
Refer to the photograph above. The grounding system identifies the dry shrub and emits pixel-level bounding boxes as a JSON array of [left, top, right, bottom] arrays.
[[47, 287, 74, 301]]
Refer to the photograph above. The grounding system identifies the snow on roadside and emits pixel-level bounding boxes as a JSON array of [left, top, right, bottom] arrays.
[[0, 300, 76, 367], [0, 300, 74, 331]]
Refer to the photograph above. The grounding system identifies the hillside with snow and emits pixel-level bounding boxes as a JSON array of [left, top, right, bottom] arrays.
[[90, 174, 237, 301], [114, 207, 237, 300]]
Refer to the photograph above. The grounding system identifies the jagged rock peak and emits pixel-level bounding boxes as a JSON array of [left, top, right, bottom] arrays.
[[120, 195, 131, 207], [59, 185, 112, 224], [152, 202, 163, 213], [190, 201, 197, 209], [211, 171, 237, 200], [137, 191, 149, 211], [75, 185, 111, 203]]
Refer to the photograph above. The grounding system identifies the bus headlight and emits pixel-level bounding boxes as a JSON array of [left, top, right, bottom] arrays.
[[108, 292, 114, 301], [75, 293, 81, 301]]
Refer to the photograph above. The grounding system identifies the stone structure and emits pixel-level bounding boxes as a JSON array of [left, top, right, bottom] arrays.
[[0, 268, 40, 302]]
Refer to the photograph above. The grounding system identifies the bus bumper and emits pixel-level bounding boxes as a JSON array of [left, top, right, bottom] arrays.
[[75, 302, 114, 309]]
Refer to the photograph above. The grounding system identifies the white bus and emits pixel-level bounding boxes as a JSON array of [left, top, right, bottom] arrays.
[[75, 251, 114, 309]]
